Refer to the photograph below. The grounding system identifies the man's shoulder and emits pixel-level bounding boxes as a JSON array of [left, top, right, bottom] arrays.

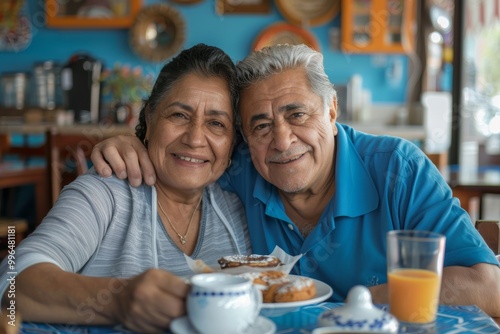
[[231, 141, 253, 165], [219, 141, 259, 192]]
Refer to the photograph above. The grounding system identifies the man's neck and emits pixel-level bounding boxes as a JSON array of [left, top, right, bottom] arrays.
[[279, 175, 336, 237]]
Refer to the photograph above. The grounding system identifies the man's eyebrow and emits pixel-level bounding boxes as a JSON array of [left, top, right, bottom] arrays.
[[249, 113, 270, 128], [279, 103, 303, 112]]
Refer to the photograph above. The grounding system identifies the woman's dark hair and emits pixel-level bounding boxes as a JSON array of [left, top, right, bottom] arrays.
[[135, 43, 239, 142]]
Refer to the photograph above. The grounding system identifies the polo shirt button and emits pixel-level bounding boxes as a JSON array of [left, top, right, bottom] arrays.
[[288, 224, 294, 230]]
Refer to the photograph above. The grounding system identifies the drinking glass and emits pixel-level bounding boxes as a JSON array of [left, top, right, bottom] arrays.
[[386, 230, 446, 326]]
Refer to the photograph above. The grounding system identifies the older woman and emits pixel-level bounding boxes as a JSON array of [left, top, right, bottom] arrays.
[[0, 44, 250, 333]]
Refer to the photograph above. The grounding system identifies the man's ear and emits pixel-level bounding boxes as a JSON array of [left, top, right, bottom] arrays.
[[329, 97, 338, 135], [329, 97, 338, 123]]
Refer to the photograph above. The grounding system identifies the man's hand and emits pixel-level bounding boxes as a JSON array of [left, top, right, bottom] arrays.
[[368, 263, 500, 317], [91, 135, 156, 187], [368, 284, 388, 304], [116, 269, 189, 333]]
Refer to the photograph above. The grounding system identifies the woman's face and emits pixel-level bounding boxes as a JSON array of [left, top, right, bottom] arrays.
[[146, 73, 234, 193]]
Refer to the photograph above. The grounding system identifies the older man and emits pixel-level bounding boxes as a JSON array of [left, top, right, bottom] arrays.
[[91, 44, 500, 316]]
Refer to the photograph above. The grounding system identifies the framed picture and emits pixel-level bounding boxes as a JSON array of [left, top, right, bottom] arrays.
[[45, 0, 142, 28], [216, 0, 271, 15]]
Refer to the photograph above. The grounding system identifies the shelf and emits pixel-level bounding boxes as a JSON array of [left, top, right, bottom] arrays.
[[45, 0, 142, 29], [341, 0, 416, 53]]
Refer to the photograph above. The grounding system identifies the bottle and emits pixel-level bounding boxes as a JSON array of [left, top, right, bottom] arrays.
[[347, 74, 363, 121]]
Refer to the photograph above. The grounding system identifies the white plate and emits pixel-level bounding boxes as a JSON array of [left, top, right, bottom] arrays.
[[170, 315, 276, 334], [261, 275, 333, 309]]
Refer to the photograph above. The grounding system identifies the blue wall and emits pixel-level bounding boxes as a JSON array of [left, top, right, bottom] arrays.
[[0, 0, 409, 104]]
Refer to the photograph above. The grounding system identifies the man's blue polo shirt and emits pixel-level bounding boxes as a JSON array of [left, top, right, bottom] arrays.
[[218, 124, 497, 301]]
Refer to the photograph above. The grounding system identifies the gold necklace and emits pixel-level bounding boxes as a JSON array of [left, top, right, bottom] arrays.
[[157, 188, 202, 245]]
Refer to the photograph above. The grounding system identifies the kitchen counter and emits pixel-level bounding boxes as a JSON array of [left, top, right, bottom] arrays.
[[0, 122, 134, 136], [343, 122, 426, 141]]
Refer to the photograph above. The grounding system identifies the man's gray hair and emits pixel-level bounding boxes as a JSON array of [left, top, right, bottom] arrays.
[[235, 44, 337, 125]]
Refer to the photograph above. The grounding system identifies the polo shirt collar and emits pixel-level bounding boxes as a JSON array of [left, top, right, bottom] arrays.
[[253, 169, 285, 220], [334, 124, 379, 217]]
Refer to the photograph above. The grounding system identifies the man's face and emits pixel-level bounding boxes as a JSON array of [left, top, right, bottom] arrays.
[[239, 68, 338, 194]]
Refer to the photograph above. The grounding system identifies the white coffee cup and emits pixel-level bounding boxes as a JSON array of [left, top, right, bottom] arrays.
[[187, 273, 262, 334]]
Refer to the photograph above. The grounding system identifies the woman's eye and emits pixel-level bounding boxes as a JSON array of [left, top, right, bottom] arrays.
[[168, 112, 189, 121], [173, 112, 187, 118], [210, 120, 225, 128]]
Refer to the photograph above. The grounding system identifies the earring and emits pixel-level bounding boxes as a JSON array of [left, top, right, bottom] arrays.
[[228, 159, 232, 168], [144, 139, 149, 148]]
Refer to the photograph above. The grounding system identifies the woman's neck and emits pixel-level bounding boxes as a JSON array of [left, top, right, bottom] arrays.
[[155, 183, 204, 254]]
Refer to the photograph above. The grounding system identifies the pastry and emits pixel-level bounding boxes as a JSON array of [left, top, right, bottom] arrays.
[[192, 259, 215, 273], [217, 254, 282, 269], [273, 276, 317, 302], [240, 271, 317, 303]]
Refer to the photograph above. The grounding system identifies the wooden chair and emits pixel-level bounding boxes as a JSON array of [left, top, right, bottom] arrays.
[[0, 133, 50, 228], [46, 125, 136, 204], [46, 129, 99, 204], [0, 217, 28, 259], [475, 220, 500, 255], [0, 133, 47, 165], [476, 144, 500, 217]]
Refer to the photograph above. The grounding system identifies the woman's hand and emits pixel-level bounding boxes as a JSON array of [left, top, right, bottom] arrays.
[[91, 135, 156, 187], [116, 269, 189, 333], [12, 264, 189, 333]]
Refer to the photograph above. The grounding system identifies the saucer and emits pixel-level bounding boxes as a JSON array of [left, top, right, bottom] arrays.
[[170, 315, 276, 334]]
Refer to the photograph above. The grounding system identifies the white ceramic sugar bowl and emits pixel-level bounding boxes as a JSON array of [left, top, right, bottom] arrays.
[[314, 285, 399, 334]]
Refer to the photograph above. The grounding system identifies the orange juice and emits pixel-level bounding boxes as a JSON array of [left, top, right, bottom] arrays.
[[388, 268, 440, 323]]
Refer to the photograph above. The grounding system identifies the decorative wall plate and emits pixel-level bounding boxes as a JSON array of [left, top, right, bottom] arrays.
[[0, 0, 31, 51], [169, 0, 203, 4], [0, 16, 31, 51], [129, 4, 185, 62], [275, 0, 340, 27], [216, 0, 271, 14], [253, 22, 320, 51]]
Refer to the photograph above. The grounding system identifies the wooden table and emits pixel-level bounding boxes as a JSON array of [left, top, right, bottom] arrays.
[[0, 122, 134, 220], [12, 303, 500, 333], [443, 166, 500, 220]]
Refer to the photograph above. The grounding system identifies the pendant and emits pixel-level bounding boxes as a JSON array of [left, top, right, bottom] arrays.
[[179, 235, 187, 245]]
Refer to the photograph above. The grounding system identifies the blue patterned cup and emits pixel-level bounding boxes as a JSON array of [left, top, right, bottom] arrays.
[[187, 273, 262, 334]]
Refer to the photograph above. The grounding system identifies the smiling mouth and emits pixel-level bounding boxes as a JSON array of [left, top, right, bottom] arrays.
[[174, 154, 206, 163], [272, 154, 304, 164]]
